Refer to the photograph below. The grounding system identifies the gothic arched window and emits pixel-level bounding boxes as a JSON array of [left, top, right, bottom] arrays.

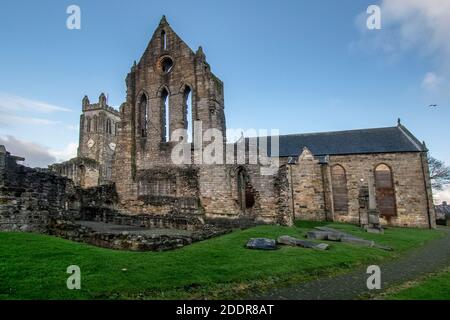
[[161, 88, 170, 142], [183, 86, 193, 143], [375, 164, 397, 217], [161, 30, 167, 50], [86, 117, 91, 133], [331, 165, 349, 214], [93, 116, 98, 132], [139, 94, 148, 137]]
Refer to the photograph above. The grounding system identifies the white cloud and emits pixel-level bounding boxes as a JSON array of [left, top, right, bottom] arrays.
[[421, 72, 442, 91], [434, 185, 450, 204], [0, 135, 77, 168], [49, 142, 78, 163], [380, 0, 450, 63], [355, 0, 450, 90], [0, 92, 72, 113]]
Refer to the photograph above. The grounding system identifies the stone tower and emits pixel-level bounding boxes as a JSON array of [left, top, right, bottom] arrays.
[[112, 16, 226, 210], [78, 93, 121, 184]]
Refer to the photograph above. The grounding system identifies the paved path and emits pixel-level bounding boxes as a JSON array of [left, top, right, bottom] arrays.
[[253, 227, 450, 300]]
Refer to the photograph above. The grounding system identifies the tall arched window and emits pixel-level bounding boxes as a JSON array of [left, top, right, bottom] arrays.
[[86, 117, 91, 132], [161, 88, 170, 142], [139, 94, 148, 137], [161, 30, 167, 50], [375, 164, 397, 217], [106, 119, 112, 134], [93, 116, 98, 133], [237, 169, 246, 211], [331, 165, 349, 214], [183, 86, 193, 143]]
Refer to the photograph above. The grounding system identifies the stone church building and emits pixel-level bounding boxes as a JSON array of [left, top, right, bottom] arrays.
[[48, 16, 436, 229]]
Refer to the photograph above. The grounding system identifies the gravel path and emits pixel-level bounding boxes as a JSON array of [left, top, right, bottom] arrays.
[[253, 227, 450, 300]]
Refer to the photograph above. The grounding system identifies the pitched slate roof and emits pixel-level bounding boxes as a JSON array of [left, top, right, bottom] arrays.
[[244, 124, 425, 157]]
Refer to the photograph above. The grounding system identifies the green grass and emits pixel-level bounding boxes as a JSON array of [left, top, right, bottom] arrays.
[[381, 268, 450, 300], [0, 221, 443, 300]]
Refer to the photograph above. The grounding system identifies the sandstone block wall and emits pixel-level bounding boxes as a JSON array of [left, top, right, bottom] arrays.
[[327, 152, 435, 228]]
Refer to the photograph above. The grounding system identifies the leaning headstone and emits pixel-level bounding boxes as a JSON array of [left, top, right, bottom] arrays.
[[246, 238, 277, 250]]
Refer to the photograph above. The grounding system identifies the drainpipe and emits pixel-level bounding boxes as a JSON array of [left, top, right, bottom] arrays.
[[419, 149, 433, 229], [320, 157, 330, 221]]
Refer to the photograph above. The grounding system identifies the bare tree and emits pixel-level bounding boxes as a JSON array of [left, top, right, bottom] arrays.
[[428, 156, 450, 191]]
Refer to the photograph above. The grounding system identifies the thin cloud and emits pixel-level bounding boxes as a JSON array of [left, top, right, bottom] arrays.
[[0, 135, 77, 168], [421, 72, 442, 92], [354, 0, 450, 91], [0, 92, 72, 113], [0, 114, 61, 127]]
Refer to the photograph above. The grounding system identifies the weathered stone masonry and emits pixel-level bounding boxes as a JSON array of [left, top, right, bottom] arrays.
[[1, 16, 436, 234]]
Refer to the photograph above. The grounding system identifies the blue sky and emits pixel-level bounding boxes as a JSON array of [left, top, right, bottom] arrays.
[[0, 0, 449, 198]]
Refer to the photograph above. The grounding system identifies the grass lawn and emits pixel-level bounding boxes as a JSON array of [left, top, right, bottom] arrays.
[[0, 221, 443, 300], [380, 268, 450, 300]]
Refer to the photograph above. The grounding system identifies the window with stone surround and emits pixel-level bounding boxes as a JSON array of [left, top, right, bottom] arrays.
[[375, 164, 397, 217], [161, 30, 167, 50], [139, 94, 148, 137], [161, 88, 170, 142], [93, 115, 98, 132], [86, 117, 91, 132], [331, 164, 349, 214], [106, 119, 112, 135], [183, 86, 192, 143]]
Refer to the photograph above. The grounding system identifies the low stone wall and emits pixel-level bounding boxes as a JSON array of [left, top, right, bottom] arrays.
[[80, 208, 205, 231], [48, 219, 231, 251], [0, 146, 78, 232]]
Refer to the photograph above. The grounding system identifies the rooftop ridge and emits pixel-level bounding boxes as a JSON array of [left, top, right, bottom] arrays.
[[242, 126, 399, 140]]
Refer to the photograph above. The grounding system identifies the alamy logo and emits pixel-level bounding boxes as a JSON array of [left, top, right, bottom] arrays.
[[366, 265, 381, 290], [366, 5, 381, 30], [66, 265, 81, 290], [66, 5, 81, 30]]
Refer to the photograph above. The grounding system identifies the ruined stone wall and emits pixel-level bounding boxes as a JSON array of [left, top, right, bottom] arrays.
[[49, 157, 99, 189], [288, 149, 327, 221], [112, 17, 227, 217], [0, 146, 78, 232], [198, 164, 292, 226]]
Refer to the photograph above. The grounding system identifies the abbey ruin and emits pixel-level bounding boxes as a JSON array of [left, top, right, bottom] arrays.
[[0, 17, 436, 250]]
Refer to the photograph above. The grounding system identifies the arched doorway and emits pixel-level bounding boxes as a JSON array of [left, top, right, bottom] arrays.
[[374, 164, 397, 217], [236, 168, 255, 213]]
